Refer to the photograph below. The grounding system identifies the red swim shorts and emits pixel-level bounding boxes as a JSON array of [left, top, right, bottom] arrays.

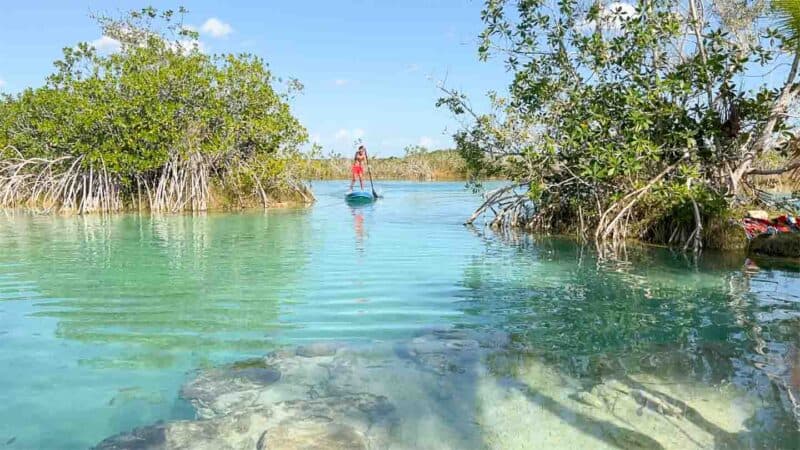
[[352, 164, 364, 176]]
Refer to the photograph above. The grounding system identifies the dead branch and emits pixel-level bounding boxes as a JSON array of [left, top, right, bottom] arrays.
[[746, 160, 800, 176]]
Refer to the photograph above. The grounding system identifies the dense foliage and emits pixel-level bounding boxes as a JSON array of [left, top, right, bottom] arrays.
[[0, 7, 311, 213], [441, 0, 800, 250]]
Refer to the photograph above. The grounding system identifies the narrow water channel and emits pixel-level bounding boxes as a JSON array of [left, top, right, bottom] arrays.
[[0, 181, 798, 449]]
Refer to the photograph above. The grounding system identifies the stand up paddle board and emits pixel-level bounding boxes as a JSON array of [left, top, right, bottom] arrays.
[[345, 191, 376, 204]]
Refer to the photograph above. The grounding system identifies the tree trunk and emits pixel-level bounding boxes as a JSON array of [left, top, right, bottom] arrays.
[[731, 51, 800, 193]]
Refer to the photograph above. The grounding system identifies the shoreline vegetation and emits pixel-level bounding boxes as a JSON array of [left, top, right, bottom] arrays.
[[436, 0, 800, 254], [0, 8, 313, 215], [0, 7, 469, 215], [298, 147, 468, 181], [1, 4, 799, 257]]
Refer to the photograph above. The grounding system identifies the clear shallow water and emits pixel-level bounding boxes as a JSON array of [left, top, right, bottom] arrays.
[[0, 181, 798, 449]]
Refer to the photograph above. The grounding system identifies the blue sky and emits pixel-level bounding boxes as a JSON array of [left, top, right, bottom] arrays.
[[0, 1, 511, 156]]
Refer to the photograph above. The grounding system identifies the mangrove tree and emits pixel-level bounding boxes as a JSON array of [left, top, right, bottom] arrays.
[[0, 7, 312, 214], [440, 0, 800, 251]]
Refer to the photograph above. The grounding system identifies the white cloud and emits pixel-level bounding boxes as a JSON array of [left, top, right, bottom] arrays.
[[311, 134, 321, 144], [335, 129, 350, 141], [0, 78, 5, 88], [404, 64, 420, 73], [334, 79, 349, 86], [577, 2, 637, 32], [88, 29, 205, 55], [169, 39, 206, 54], [334, 128, 366, 143], [603, 2, 636, 26], [201, 18, 233, 38], [419, 136, 436, 148], [90, 35, 121, 53], [181, 24, 197, 33], [380, 138, 401, 147]]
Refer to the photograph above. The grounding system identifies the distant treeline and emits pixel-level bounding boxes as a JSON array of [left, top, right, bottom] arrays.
[[298, 147, 468, 180]]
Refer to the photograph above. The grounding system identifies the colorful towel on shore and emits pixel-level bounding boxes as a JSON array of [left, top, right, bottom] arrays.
[[741, 215, 798, 240]]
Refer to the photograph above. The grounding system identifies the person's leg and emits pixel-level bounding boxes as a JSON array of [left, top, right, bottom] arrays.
[[359, 174, 364, 190]]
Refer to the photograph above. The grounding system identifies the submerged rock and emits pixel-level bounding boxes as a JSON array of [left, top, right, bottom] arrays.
[[96, 394, 394, 450], [181, 366, 282, 419], [95, 329, 511, 450], [631, 389, 683, 417], [258, 421, 366, 450], [96, 330, 788, 449], [100, 339, 403, 450], [294, 341, 346, 358], [573, 391, 603, 408], [96, 412, 270, 450], [478, 358, 783, 449], [602, 378, 631, 394], [394, 329, 485, 376]]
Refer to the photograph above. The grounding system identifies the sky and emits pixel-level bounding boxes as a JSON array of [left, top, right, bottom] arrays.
[[0, 1, 511, 156]]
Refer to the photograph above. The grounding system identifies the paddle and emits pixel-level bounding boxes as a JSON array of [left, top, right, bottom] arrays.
[[365, 150, 379, 198]]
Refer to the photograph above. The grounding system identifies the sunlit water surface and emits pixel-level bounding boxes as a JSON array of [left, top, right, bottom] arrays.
[[0, 181, 798, 449]]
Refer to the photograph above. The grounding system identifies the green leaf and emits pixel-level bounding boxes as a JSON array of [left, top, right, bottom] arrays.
[[773, 0, 800, 43]]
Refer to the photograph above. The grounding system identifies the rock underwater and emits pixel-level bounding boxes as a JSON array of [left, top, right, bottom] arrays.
[[95, 329, 789, 450]]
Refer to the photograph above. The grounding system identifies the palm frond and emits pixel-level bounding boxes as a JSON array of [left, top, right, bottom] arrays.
[[773, 0, 800, 42]]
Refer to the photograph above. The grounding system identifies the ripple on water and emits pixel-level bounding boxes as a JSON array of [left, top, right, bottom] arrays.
[[0, 181, 798, 449]]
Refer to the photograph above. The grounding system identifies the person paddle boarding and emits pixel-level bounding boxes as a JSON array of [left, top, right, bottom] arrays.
[[349, 145, 368, 191]]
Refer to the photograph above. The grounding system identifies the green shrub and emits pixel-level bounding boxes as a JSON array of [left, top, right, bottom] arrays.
[[0, 7, 309, 213]]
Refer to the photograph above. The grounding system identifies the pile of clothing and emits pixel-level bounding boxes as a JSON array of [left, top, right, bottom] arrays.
[[741, 210, 799, 240]]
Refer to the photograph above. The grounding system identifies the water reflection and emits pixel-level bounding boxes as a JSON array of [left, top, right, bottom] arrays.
[[460, 228, 800, 442], [0, 210, 313, 368], [350, 205, 367, 253], [1, 182, 799, 449]]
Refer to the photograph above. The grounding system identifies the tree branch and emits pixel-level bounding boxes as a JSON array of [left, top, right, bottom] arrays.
[[732, 50, 800, 185], [746, 160, 800, 176]]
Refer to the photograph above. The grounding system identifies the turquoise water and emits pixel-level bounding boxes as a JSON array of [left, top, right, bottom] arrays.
[[0, 181, 799, 449]]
